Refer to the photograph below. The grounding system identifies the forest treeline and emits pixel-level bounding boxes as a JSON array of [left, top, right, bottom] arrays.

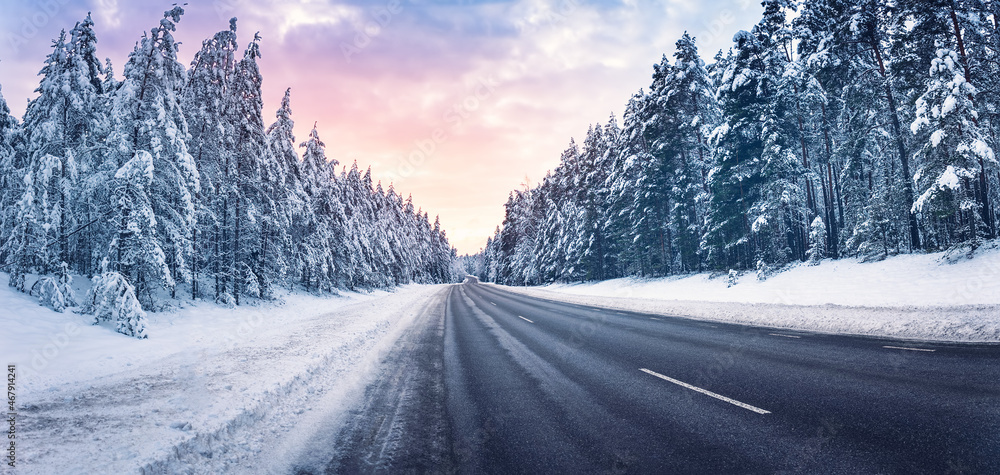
[[0, 8, 459, 336], [480, 0, 1000, 285]]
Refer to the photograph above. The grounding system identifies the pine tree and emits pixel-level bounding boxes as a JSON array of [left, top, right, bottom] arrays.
[[230, 32, 275, 302], [107, 7, 199, 303], [298, 124, 348, 292], [221, 47, 290, 299], [183, 19, 239, 301], [68, 14, 114, 276], [4, 15, 114, 281], [651, 33, 719, 273], [603, 92, 649, 277], [0, 84, 25, 287], [704, 1, 809, 271], [807, 216, 827, 264], [84, 271, 148, 339], [13, 34, 72, 274], [266, 88, 314, 290], [910, 48, 997, 249], [703, 28, 768, 270], [105, 151, 172, 308]]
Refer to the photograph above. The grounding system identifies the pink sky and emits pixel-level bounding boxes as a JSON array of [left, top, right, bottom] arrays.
[[0, 0, 760, 254]]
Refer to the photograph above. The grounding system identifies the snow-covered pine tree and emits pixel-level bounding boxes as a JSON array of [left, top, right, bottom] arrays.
[[793, 0, 908, 260], [0, 83, 25, 286], [602, 92, 649, 277], [793, 0, 860, 261], [298, 124, 348, 292], [13, 30, 81, 276], [8, 15, 113, 282], [237, 40, 291, 299], [894, 0, 998, 246], [4, 16, 115, 285], [340, 162, 376, 288], [532, 191, 562, 282], [84, 271, 148, 339], [865, 0, 925, 250], [229, 31, 278, 302], [807, 216, 827, 264], [265, 88, 312, 291], [577, 121, 613, 281], [105, 150, 172, 308], [7, 153, 77, 277], [751, 0, 810, 266], [183, 19, 239, 301], [910, 48, 997, 249], [29, 261, 77, 312], [651, 33, 719, 273], [705, 0, 809, 271], [67, 14, 114, 276], [703, 28, 768, 270], [107, 7, 199, 303]]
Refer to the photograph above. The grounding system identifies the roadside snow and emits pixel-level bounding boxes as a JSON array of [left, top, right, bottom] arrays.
[[0, 276, 447, 474], [495, 247, 1000, 343]]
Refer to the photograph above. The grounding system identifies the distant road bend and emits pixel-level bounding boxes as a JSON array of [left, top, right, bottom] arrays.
[[309, 277, 1000, 474]]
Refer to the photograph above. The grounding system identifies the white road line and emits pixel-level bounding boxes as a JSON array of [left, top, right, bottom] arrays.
[[639, 368, 771, 415], [490, 301, 497, 306], [883, 345, 935, 352], [649, 317, 662, 321], [518, 316, 534, 324], [769, 333, 801, 339]]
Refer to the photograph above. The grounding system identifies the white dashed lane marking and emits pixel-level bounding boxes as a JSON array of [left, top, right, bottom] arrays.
[[883, 345, 935, 352], [640, 368, 771, 415]]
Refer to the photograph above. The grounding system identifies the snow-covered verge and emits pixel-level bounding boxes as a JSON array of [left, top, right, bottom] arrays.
[[0, 276, 447, 474], [494, 247, 1000, 342]]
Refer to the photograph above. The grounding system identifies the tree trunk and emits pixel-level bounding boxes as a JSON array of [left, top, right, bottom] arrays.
[[827, 163, 840, 258], [870, 34, 921, 249], [234, 193, 241, 306], [192, 226, 198, 299]]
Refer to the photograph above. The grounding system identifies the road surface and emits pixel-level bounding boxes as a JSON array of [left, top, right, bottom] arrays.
[[312, 278, 1000, 473]]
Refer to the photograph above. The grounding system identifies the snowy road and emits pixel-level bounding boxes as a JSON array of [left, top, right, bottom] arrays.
[[323, 279, 1000, 473]]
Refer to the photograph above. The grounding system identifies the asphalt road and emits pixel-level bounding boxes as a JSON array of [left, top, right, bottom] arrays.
[[320, 278, 1000, 474]]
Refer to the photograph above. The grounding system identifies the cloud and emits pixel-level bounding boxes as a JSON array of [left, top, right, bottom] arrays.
[[92, 0, 121, 29]]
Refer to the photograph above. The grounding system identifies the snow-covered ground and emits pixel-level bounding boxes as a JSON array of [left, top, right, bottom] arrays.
[[496, 246, 1000, 343], [0, 276, 447, 474]]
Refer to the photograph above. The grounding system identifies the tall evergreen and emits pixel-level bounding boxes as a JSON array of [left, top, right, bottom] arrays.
[[106, 6, 200, 303], [910, 48, 996, 248], [183, 19, 239, 301]]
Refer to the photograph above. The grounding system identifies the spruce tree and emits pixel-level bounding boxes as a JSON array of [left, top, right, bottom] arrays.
[[910, 48, 996, 248], [106, 6, 199, 303]]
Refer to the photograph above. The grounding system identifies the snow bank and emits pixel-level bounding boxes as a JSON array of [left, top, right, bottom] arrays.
[[495, 247, 1000, 342], [530, 246, 1000, 307], [0, 275, 447, 474]]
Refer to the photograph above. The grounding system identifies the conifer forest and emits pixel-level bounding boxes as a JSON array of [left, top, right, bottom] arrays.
[[481, 0, 1000, 285], [0, 9, 459, 337]]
